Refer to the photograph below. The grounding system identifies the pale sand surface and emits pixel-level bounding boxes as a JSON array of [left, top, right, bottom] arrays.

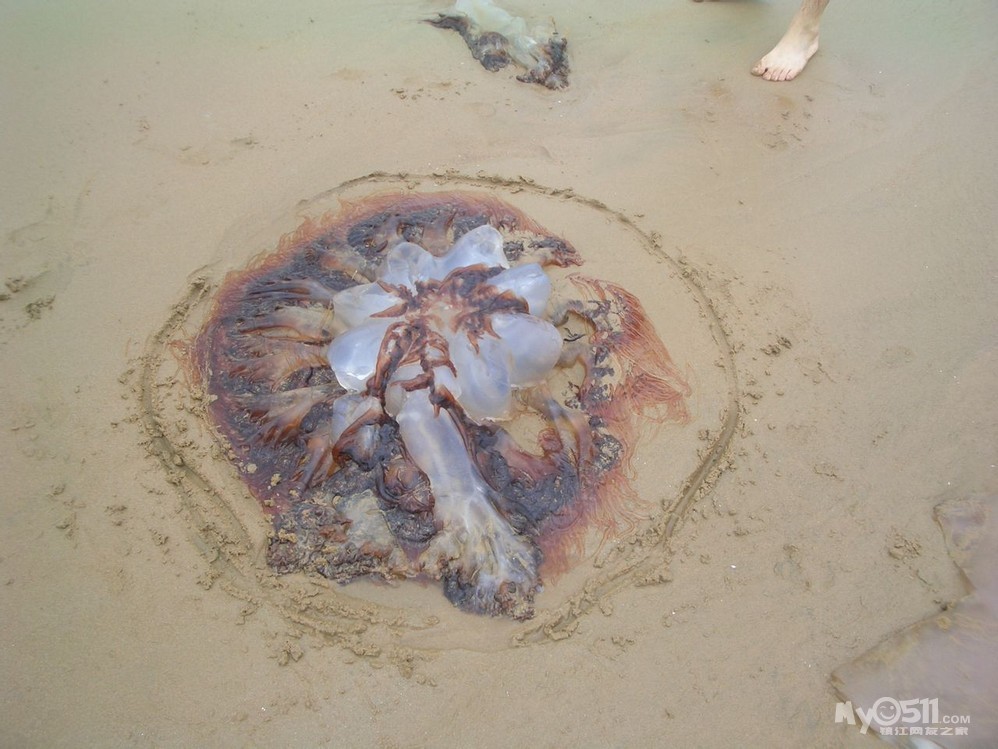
[[2, 1, 996, 746]]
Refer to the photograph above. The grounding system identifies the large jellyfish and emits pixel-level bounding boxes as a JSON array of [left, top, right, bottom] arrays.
[[193, 192, 689, 619]]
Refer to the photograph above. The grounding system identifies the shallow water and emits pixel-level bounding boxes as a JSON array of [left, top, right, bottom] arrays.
[[2, 1, 997, 746]]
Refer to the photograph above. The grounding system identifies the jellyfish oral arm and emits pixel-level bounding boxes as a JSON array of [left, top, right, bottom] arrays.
[[395, 388, 538, 618], [322, 229, 563, 617]]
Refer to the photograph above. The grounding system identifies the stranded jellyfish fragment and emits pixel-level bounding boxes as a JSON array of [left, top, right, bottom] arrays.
[[194, 192, 689, 619], [428, 0, 570, 90]]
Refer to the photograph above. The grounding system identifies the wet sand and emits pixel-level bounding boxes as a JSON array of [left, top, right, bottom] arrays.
[[2, 1, 996, 746]]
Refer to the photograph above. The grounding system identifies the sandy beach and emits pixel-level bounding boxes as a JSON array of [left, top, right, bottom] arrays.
[[2, 1, 995, 746]]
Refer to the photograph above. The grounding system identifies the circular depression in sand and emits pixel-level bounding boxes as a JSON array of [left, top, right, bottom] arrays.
[[141, 173, 737, 654]]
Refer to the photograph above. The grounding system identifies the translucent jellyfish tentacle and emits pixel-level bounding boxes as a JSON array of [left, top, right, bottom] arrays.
[[236, 305, 336, 343], [239, 383, 343, 445], [231, 340, 330, 387]]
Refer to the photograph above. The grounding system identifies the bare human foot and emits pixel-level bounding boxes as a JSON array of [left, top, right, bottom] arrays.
[[751, 0, 829, 82]]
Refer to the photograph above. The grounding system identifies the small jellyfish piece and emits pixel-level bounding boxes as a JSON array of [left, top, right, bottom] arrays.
[[428, 0, 570, 89], [193, 192, 689, 619]]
